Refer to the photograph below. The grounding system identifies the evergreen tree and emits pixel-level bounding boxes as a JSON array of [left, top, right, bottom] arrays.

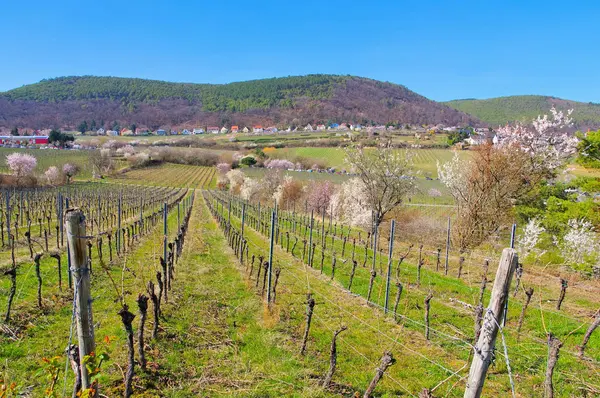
[[78, 121, 88, 134], [10, 127, 19, 136]]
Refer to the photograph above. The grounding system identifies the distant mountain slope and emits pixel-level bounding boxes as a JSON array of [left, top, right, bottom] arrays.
[[0, 75, 478, 130], [445, 95, 600, 128]]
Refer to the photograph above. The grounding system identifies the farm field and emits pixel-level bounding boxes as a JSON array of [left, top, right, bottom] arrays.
[[269, 147, 470, 177], [0, 147, 93, 179]]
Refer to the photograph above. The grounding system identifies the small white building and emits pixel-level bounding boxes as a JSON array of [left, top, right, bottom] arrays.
[[96, 128, 105, 135], [305, 123, 313, 131], [220, 127, 229, 134], [193, 128, 204, 134]]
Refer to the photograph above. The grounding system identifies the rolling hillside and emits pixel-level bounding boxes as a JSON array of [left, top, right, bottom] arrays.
[[445, 95, 600, 128], [0, 75, 478, 130]]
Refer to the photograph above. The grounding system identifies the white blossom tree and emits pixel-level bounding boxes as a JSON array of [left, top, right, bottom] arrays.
[[559, 219, 599, 269], [6, 153, 37, 180], [517, 218, 545, 255], [44, 166, 62, 185]]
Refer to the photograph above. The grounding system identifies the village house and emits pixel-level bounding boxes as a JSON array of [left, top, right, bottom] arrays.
[[156, 129, 166, 136], [265, 126, 278, 134], [107, 130, 119, 136], [328, 123, 340, 130], [231, 125, 239, 133], [253, 125, 263, 133], [207, 126, 220, 134], [220, 127, 229, 134], [182, 129, 191, 135], [96, 128, 105, 135], [242, 126, 250, 133], [305, 123, 313, 131], [193, 128, 204, 134], [316, 124, 326, 131]]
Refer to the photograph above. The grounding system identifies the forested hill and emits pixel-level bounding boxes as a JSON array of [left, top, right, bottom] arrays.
[[445, 95, 600, 128], [0, 75, 478, 129]]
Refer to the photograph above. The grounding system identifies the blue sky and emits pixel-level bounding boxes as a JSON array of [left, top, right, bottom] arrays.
[[1, 0, 599, 102]]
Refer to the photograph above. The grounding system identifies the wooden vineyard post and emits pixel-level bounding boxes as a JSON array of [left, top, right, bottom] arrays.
[[444, 217, 450, 275], [384, 220, 395, 314], [267, 211, 276, 303], [371, 218, 378, 272], [464, 248, 518, 398], [163, 202, 167, 264], [241, 203, 246, 239], [65, 209, 96, 390], [545, 333, 562, 398], [117, 191, 122, 254], [308, 210, 314, 267]]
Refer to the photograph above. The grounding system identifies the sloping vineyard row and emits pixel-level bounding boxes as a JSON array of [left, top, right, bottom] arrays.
[[204, 189, 600, 397], [113, 164, 216, 188]]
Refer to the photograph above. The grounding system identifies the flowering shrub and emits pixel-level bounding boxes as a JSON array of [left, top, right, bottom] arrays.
[[517, 218, 545, 255], [216, 163, 231, 174], [62, 163, 79, 183], [240, 177, 261, 201], [226, 169, 245, 193], [307, 181, 334, 214], [128, 152, 151, 168], [6, 153, 37, 178], [559, 219, 599, 269], [265, 159, 294, 170], [44, 166, 62, 185], [116, 145, 136, 157]]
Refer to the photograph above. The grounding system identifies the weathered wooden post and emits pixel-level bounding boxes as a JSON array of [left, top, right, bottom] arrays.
[[163, 202, 168, 264], [444, 217, 451, 275], [464, 248, 518, 398], [308, 210, 314, 266], [267, 211, 276, 303], [384, 220, 395, 314], [65, 209, 96, 391]]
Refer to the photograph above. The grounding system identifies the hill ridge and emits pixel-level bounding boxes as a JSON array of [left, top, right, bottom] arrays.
[[0, 74, 478, 130]]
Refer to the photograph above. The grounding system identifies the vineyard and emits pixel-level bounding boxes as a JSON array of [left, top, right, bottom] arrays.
[[0, 164, 598, 397], [110, 164, 216, 188], [201, 189, 600, 397]]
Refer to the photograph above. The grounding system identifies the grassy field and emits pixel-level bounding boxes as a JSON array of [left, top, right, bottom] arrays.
[[0, 147, 93, 178], [269, 147, 469, 177]]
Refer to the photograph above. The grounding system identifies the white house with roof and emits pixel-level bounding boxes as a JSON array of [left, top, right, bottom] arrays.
[[220, 127, 229, 134], [242, 126, 250, 133], [193, 128, 204, 134], [305, 123, 313, 131], [207, 126, 220, 134], [182, 129, 191, 135], [96, 128, 105, 135]]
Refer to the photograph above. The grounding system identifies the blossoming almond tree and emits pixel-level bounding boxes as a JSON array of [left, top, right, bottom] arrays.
[[44, 166, 62, 186], [6, 152, 37, 179], [496, 107, 578, 174], [62, 163, 79, 184]]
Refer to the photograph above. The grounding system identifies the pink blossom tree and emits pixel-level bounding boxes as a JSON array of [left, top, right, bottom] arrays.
[[307, 181, 334, 214], [265, 158, 295, 170], [62, 163, 79, 184], [216, 163, 232, 174], [6, 153, 37, 179]]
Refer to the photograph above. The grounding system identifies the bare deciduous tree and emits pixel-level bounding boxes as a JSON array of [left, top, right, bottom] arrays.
[[344, 145, 415, 226]]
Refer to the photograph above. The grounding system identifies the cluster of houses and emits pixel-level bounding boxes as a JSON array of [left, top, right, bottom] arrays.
[[92, 123, 366, 137]]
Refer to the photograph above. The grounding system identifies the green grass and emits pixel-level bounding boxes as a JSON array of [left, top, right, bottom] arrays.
[[0, 147, 93, 179], [207, 190, 600, 397]]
